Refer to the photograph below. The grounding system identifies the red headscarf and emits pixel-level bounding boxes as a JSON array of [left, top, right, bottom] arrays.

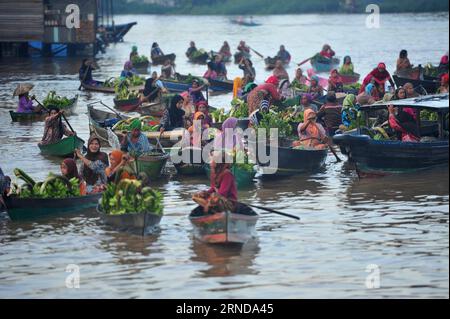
[[329, 69, 342, 86], [265, 75, 279, 86], [441, 73, 449, 85]]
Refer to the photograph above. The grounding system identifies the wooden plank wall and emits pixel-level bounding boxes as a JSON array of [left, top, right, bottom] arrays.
[[0, 0, 44, 42]]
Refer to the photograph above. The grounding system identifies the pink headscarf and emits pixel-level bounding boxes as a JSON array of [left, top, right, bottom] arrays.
[[213, 117, 244, 151]]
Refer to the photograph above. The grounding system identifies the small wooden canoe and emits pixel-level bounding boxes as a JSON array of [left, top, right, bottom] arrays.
[[311, 58, 340, 73], [188, 52, 209, 64], [152, 53, 176, 66], [80, 81, 144, 94], [138, 101, 166, 118], [189, 204, 259, 245], [230, 19, 262, 27], [113, 97, 141, 112], [106, 22, 137, 43], [9, 96, 78, 122], [172, 147, 205, 176], [393, 75, 440, 94], [209, 51, 232, 63], [97, 205, 162, 235], [264, 57, 289, 70], [88, 105, 128, 147], [38, 135, 85, 157], [135, 152, 170, 179], [133, 61, 150, 74], [5, 193, 101, 221]]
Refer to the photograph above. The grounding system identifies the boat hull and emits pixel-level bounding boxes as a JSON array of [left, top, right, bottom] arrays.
[[113, 98, 141, 112], [38, 136, 85, 157], [6, 193, 101, 221], [9, 96, 78, 122], [98, 207, 162, 235], [152, 53, 176, 66], [189, 205, 258, 245], [135, 153, 170, 179], [393, 75, 440, 95], [333, 134, 449, 172], [311, 58, 340, 73]]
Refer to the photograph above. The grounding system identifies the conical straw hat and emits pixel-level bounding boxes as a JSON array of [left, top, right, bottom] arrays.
[[13, 83, 34, 97]]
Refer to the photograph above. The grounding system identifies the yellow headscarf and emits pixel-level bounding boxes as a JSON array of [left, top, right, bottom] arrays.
[[233, 77, 243, 98]]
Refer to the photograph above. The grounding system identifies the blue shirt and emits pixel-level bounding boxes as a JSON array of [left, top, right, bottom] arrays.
[[127, 133, 153, 157]]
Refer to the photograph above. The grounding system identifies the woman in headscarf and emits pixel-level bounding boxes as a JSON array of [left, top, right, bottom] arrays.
[[341, 94, 360, 129], [141, 71, 167, 104], [219, 41, 232, 59], [120, 61, 136, 79], [151, 42, 164, 58], [75, 136, 109, 193], [203, 62, 218, 81], [195, 101, 212, 126], [60, 158, 87, 195], [360, 63, 395, 98], [160, 95, 186, 133], [291, 68, 308, 89], [129, 46, 139, 61], [300, 93, 318, 112], [213, 117, 244, 153], [233, 77, 243, 98], [356, 83, 377, 105], [39, 107, 75, 146], [15, 84, 38, 113], [189, 79, 207, 107], [273, 60, 289, 81], [293, 109, 328, 150], [328, 69, 344, 93], [388, 105, 420, 142], [120, 119, 154, 156], [438, 73, 449, 94], [339, 56, 354, 75], [105, 150, 135, 183], [188, 112, 210, 147], [320, 44, 335, 59], [192, 152, 238, 214], [247, 76, 282, 115], [308, 75, 324, 99]]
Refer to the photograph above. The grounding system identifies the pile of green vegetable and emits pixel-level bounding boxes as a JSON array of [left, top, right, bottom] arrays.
[[291, 81, 309, 92], [113, 116, 160, 132], [255, 111, 292, 138], [232, 150, 255, 172], [101, 179, 163, 216], [210, 108, 229, 124], [281, 107, 304, 123], [190, 49, 207, 59], [229, 98, 249, 118], [423, 63, 440, 78], [182, 73, 204, 85], [420, 109, 439, 121], [131, 55, 149, 65], [12, 168, 80, 199], [43, 91, 73, 109], [116, 86, 140, 100], [343, 83, 362, 92]]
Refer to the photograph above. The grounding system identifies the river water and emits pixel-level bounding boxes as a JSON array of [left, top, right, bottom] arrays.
[[0, 13, 448, 299]]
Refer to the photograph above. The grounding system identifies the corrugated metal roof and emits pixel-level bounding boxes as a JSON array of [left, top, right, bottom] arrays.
[[361, 94, 449, 112]]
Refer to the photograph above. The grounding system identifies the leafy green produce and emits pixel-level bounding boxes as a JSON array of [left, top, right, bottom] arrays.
[[113, 116, 160, 132], [210, 108, 230, 123], [420, 110, 439, 121], [13, 170, 80, 199], [232, 150, 255, 172], [281, 107, 304, 123], [343, 83, 362, 92], [43, 91, 73, 109], [131, 55, 149, 64], [229, 98, 249, 118], [291, 80, 309, 92], [182, 73, 204, 85], [190, 49, 207, 59], [255, 111, 292, 138], [101, 179, 163, 216]]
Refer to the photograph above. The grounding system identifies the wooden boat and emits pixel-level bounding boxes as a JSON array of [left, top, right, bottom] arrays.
[[139, 100, 166, 118], [264, 57, 289, 70], [38, 135, 85, 157], [9, 95, 78, 122], [133, 61, 150, 74], [230, 18, 262, 27], [113, 97, 141, 112], [151, 53, 176, 66], [88, 105, 128, 147], [311, 57, 340, 73], [106, 22, 137, 43], [97, 205, 162, 235], [114, 128, 185, 148], [172, 147, 206, 176], [233, 51, 251, 64], [80, 81, 144, 94], [250, 138, 328, 176], [204, 164, 256, 188], [394, 67, 421, 80], [188, 51, 209, 64], [333, 94, 449, 174], [161, 75, 232, 94], [135, 152, 170, 179], [5, 193, 101, 221], [393, 75, 440, 95], [189, 204, 259, 245]]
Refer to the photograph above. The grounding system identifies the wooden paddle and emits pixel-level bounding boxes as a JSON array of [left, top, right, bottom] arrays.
[[326, 140, 342, 162], [239, 202, 300, 220], [98, 101, 125, 119], [298, 56, 314, 67], [78, 64, 91, 91], [248, 47, 265, 59]]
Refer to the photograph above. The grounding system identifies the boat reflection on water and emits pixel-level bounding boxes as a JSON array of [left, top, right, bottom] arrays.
[[190, 239, 260, 278]]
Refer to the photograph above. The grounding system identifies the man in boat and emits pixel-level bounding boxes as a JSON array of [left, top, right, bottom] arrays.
[[13, 84, 39, 113], [39, 107, 75, 146], [276, 45, 291, 64], [120, 119, 154, 157], [151, 42, 164, 59], [192, 151, 238, 214], [79, 59, 96, 85], [317, 92, 343, 136], [388, 105, 420, 142], [141, 71, 168, 104]]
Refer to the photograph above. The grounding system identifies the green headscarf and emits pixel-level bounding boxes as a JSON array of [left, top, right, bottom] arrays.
[[132, 46, 138, 53], [129, 119, 142, 130], [343, 94, 356, 110]]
